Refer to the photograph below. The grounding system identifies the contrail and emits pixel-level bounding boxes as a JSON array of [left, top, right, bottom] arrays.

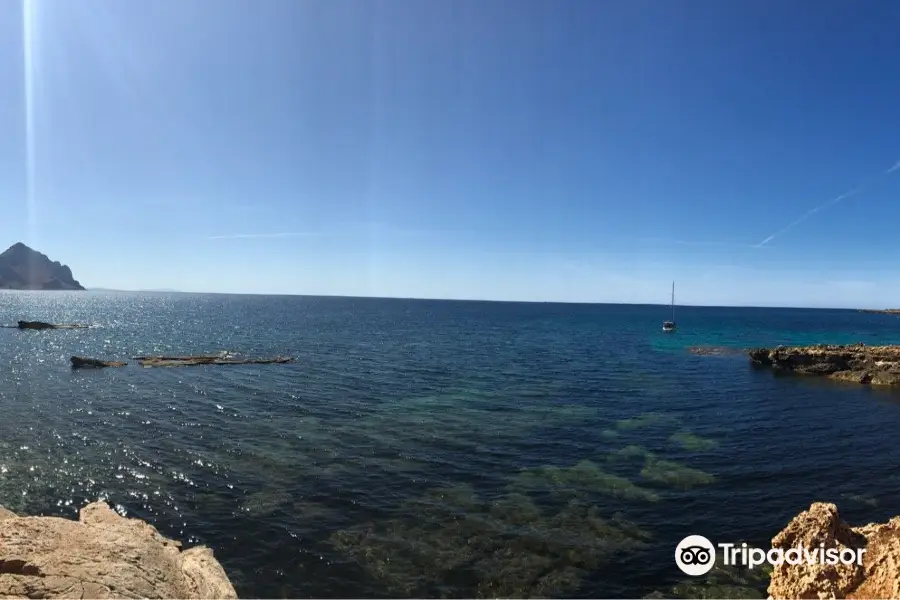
[[755, 188, 861, 247], [756, 157, 900, 247]]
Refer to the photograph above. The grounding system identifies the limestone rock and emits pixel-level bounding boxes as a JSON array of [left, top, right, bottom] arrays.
[[134, 355, 293, 368], [70, 356, 127, 368], [17, 321, 88, 330], [768, 502, 900, 599], [749, 343, 900, 386], [0, 501, 237, 599]]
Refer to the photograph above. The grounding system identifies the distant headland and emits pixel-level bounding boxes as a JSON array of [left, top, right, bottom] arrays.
[[0, 242, 85, 290]]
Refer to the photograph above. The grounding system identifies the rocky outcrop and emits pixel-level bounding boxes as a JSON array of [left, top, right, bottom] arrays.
[[133, 355, 294, 367], [0, 501, 237, 599], [860, 309, 900, 315], [748, 343, 900, 386], [70, 356, 127, 368], [768, 502, 900, 599], [0, 242, 85, 290], [17, 321, 89, 330]]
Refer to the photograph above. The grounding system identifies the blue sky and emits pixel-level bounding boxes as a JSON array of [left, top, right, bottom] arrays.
[[1, 0, 899, 306]]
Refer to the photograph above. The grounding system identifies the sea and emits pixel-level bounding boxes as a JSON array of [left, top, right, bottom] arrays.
[[1, 292, 900, 598]]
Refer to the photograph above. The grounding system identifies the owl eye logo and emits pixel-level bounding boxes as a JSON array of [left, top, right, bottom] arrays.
[[675, 535, 716, 576], [679, 545, 712, 565]]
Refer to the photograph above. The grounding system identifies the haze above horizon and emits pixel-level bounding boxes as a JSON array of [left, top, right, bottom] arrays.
[[1, 0, 899, 309]]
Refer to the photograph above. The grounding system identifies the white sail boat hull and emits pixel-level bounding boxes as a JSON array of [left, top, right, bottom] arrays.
[[662, 281, 676, 332]]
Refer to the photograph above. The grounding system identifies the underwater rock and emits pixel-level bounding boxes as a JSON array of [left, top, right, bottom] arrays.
[[0, 501, 236, 598], [749, 343, 900, 386], [653, 553, 770, 598], [615, 413, 679, 430], [766, 502, 900, 599], [331, 484, 650, 597], [70, 356, 126, 368], [509, 459, 661, 502], [669, 431, 719, 451], [639, 458, 715, 489], [688, 346, 746, 357]]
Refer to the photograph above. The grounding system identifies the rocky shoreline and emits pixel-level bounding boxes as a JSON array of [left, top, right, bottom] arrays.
[[0, 501, 236, 598], [767, 502, 900, 599], [748, 343, 900, 385]]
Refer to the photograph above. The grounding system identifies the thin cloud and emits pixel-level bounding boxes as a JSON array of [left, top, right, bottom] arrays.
[[673, 239, 771, 249], [206, 232, 320, 240], [631, 237, 768, 249], [620, 237, 757, 248], [887, 158, 900, 174]]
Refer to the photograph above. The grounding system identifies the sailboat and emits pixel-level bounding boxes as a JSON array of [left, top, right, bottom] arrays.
[[662, 281, 676, 332]]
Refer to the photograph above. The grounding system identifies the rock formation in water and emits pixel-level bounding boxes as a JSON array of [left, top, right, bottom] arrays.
[[133, 354, 294, 367], [0, 501, 237, 598], [17, 320, 89, 330], [768, 502, 900, 599], [749, 343, 900, 385], [0, 242, 85, 290], [860, 308, 900, 315], [70, 356, 127, 368]]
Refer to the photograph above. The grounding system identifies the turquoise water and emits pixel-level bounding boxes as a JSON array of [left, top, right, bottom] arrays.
[[0, 292, 899, 597]]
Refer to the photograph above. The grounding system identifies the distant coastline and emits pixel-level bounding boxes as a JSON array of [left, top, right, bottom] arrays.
[[88, 288, 182, 293], [860, 308, 900, 315]]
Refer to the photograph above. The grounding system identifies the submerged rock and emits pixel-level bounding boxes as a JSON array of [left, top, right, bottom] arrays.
[[0, 501, 236, 598], [17, 320, 88, 330], [749, 343, 900, 386], [767, 502, 899, 599], [331, 484, 650, 598], [70, 356, 127, 368], [688, 346, 746, 357]]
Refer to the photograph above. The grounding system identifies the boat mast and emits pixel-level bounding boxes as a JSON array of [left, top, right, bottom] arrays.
[[671, 281, 675, 321]]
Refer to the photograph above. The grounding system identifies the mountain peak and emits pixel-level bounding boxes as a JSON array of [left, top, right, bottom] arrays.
[[2, 242, 32, 255], [0, 243, 85, 290]]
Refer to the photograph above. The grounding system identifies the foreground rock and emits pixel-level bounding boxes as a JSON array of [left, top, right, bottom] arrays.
[[0, 501, 237, 599], [17, 320, 89, 330], [749, 343, 900, 386], [133, 355, 294, 368], [70, 356, 126, 368], [768, 502, 900, 599]]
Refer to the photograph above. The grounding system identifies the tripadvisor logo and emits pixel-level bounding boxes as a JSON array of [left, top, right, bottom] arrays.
[[675, 535, 866, 576]]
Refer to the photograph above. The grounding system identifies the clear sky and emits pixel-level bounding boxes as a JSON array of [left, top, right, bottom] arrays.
[[1, 0, 900, 307]]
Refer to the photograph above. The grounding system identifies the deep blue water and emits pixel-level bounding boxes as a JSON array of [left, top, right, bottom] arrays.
[[1, 292, 900, 598]]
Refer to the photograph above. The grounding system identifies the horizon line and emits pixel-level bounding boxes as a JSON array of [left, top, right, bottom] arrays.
[[75, 288, 889, 311]]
